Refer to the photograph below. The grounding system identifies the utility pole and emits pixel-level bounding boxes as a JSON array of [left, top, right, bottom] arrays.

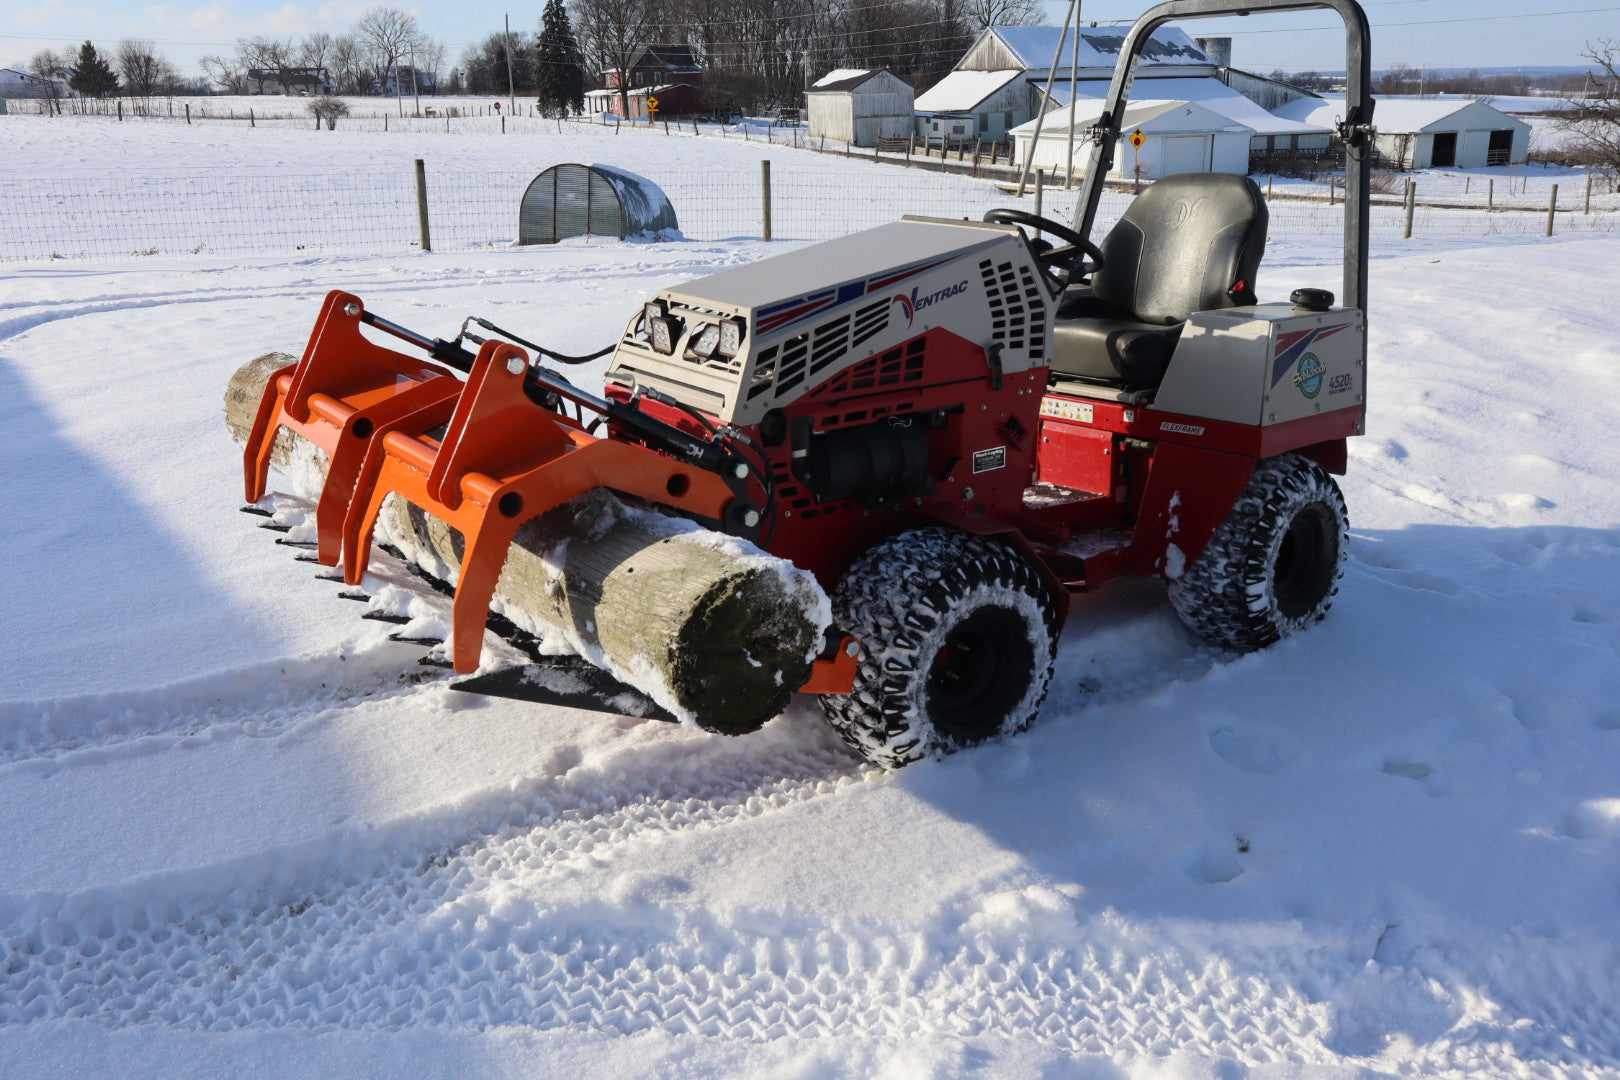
[[1063, 1, 1082, 189], [410, 42, 421, 116], [505, 13, 517, 115]]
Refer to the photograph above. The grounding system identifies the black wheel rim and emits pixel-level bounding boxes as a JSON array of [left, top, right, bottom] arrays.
[[925, 606, 1035, 744], [1273, 503, 1338, 618]]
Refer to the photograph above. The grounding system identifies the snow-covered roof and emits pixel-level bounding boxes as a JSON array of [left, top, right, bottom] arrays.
[[1010, 97, 1252, 137], [915, 69, 1022, 113], [990, 24, 1208, 71], [1049, 77, 1331, 136], [811, 68, 873, 90], [1275, 95, 1529, 133]]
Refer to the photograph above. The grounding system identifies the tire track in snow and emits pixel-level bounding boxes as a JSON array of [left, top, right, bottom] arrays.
[[0, 639, 450, 770], [4, 719, 1613, 1077], [0, 251, 765, 346]]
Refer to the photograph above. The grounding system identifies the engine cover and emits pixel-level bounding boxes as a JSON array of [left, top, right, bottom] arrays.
[[604, 216, 1056, 424]]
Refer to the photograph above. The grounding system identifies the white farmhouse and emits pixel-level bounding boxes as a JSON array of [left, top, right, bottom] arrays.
[[0, 67, 58, 98], [805, 69, 915, 147], [1275, 96, 1531, 168]]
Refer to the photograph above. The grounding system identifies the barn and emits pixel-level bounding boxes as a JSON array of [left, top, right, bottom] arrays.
[[1011, 99, 1253, 179], [1275, 96, 1531, 168], [805, 69, 915, 147]]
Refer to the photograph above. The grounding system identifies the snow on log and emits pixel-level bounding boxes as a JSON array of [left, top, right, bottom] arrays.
[[225, 353, 830, 735]]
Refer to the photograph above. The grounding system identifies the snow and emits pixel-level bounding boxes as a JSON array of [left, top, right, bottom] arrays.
[[1275, 95, 1529, 134], [4, 109, 1620, 1079], [914, 69, 1023, 113], [990, 24, 1210, 71]]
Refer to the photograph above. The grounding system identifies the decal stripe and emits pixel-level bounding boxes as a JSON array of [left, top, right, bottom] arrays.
[[1271, 324, 1349, 386]]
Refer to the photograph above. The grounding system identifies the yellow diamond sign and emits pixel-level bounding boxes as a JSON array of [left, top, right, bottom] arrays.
[[1129, 128, 1146, 149]]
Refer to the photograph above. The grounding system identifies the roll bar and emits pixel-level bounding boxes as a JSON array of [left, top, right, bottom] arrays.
[[1069, 0, 1374, 314]]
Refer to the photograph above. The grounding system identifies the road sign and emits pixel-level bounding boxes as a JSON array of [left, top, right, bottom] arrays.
[[647, 96, 659, 111], [1129, 128, 1146, 149]]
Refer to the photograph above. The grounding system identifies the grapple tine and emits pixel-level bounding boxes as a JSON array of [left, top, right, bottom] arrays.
[[238, 289, 462, 567]]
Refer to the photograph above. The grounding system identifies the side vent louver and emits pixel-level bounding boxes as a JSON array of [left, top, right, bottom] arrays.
[[851, 298, 890, 349]]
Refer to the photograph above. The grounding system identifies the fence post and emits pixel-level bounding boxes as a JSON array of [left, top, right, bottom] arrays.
[[873, 141, 879, 162], [1403, 180, 1415, 239], [250, 109, 255, 128], [414, 158, 432, 253], [1586, 173, 1592, 214], [501, 115, 505, 134], [1463, 176, 1469, 194], [1034, 169, 1044, 235], [185, 103, 191, 125], [1329, 177, 1336, 206], [1267, 175, 1272, 199], [117, 101, 122, 121], [1487, 177, 1493, 210], [1546, 183, 1558, 236], [384, 114, 388, 132], [761, 159, 773, 242]]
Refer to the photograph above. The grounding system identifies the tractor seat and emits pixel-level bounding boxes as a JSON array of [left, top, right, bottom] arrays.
[[1051, 173, 1268, 388]]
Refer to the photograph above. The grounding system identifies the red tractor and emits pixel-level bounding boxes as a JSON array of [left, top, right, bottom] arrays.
[[241, 0, 1376, 767]]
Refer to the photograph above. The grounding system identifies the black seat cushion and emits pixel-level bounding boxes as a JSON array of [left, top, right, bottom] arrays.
[[1050, 290, 1183, 385], [1050, 173, 1268, 386]]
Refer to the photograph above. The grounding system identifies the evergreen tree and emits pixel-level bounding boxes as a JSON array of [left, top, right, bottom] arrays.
[[68, 41, 119, 98], [535, 0, 586, 118]]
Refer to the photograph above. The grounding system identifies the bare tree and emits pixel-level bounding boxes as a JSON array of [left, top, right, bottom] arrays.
[[27, 48, 65, 114], [415, 38, 447, 94], [299, 31, 333, 72], [330, 34, 372, 94], [571, 0, 653, 117], [355, 5, 422, 112], [199, 53, 248, 94], [960, 0, 1041, 31], [1559, 38, 1620, 178], [115, 39, 174, 101]]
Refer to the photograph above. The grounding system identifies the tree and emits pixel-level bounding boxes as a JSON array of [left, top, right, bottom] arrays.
[[570, 0, 652, 118], [299, 31, 333, 73], [115, 39, 177, 100], [27, 48, 65, 113], [536, 0, 586, 116], [355, 5, 422, 112], [1559, 38, 1620, 177], [329, 34, 372, 95], [960, 0, 1041, 31], [308, 97, 351, 128], [68, 41, 119, 98], [199, 53, 247, 94]]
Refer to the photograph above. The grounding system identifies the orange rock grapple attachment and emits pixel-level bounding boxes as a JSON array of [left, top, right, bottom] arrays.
[[242, 289, 769, 675]]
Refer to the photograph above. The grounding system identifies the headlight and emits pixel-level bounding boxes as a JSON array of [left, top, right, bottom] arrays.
[[718, 318, 744, 357], [649, 315, 679, 354], [691, 322, 721, 357]]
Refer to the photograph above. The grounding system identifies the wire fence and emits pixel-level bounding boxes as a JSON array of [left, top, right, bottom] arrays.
[[2, 152, 1616, 264]]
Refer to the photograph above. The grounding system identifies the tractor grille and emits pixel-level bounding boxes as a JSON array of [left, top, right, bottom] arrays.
[[980, 259, 1048, 361], [851, 297, 890, 349], [821, 337, 927, 398]]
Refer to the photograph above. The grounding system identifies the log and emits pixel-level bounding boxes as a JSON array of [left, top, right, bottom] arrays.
[[225, 353, 830, 734]]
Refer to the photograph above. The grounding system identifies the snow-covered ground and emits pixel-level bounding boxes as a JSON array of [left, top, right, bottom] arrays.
[[3, 112, 1620, 1079]]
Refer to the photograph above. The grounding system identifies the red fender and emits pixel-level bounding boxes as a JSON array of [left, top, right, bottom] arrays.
[[1125, 442, 1255, 580]]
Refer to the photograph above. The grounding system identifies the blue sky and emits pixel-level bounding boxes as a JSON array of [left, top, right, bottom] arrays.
[[2, 0, 1612, 77]]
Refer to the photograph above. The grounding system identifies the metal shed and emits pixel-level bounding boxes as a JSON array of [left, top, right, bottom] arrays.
[[517, 163, 679, 245]]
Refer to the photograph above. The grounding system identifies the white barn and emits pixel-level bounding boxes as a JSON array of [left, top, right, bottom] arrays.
[[1052, 76, 1333, 155], [1275, 96, 1531, 168], [805, 69, 915, 147], [1011, 99, 1253, 179]]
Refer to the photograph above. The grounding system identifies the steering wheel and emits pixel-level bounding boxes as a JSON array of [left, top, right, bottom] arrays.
[[983, 208, 1106, 286]]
